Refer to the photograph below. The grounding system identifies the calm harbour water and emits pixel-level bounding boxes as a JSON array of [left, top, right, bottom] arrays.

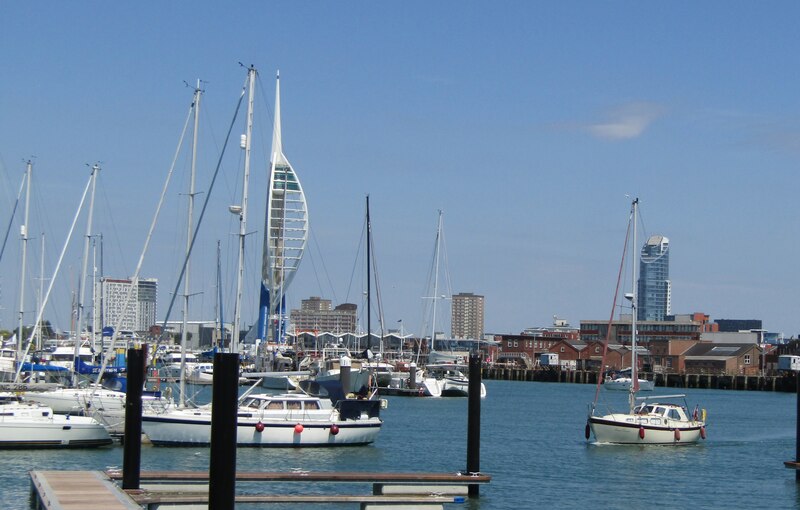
[[6, 380, 800, 509]]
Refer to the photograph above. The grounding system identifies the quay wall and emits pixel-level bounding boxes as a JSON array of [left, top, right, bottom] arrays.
[[480, 367, 799, 392]]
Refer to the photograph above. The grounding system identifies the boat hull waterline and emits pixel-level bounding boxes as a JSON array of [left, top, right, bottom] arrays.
[[142, 413, 381, 446], [588, 415, 705, 445]]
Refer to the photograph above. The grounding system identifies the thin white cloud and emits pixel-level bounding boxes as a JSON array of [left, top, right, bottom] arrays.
[[586, 102, 665, 140]]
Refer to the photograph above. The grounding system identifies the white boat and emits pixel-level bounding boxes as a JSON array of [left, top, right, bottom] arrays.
[[589, 394, 707, 445], [386, 367, 442, 397], [604, 368, 655, 392], [587, 198, 706, 445], [142, 391, 382, 447], [426, 363, 487, 398], [24, 384, 126, 414], [185, 362, 249, 386], [0, 394, 112, 449], [156, 348, 199, 379]]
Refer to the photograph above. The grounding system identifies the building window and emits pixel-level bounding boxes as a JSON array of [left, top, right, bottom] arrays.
[[744, 354, 751, 365], [507, 341, 512, 348], [560, 347, 565, 353], [595, 347, 600, 354], [666, 358, 673, 369], [513, 341, 518, 348]]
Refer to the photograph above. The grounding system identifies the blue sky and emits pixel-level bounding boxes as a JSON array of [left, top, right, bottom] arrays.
[[1, 2, 799, 339]]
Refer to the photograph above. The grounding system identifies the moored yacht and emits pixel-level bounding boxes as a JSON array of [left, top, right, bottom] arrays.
[[142, 389, 383, 447], [0, 393, 112, 449]]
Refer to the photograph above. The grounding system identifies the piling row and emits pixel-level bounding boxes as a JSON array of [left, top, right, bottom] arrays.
[[481, 367, 799, 392]]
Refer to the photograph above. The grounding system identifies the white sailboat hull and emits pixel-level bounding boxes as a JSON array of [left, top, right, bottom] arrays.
[[25, 387, 126, 414], [0, 403, 111, 448], [142, 407, 381, 446], [589, 414, 705, 445]]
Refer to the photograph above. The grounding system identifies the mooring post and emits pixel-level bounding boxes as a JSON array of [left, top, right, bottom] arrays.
[[339, 355, 351, 393], [209, 352, 239, 510], [796, 370, 800, 481], [408, 362, 417, 390], [466, 354, 481, 497], [122, 346, 145, 490]]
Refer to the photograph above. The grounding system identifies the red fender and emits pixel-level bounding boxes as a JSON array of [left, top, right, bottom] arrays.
[[639, 426, 645, 439]]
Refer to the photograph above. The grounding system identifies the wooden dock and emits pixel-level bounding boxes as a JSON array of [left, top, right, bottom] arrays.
[[30, 471, 140, 510], [30, 470, 491, 509]]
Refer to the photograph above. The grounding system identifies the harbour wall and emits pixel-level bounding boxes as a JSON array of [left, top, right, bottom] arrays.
[[481, 367, 800, 392]]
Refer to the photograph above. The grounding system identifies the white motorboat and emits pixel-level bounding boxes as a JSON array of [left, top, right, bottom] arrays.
[[142, 391, 383, 447], [0, 394, 112, 449], [587, 198, 706, 445]]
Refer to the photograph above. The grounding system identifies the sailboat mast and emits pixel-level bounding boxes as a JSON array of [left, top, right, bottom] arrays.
[[430, 210, 443, 353], [232, 66, 256, 355], [366, 195, 371, 351], [74, 164, 99, 368], [37, 233, 45, 352], [629, 197, 639, 411], [180, 81, 202, 406], [17, 160, 32, 360]]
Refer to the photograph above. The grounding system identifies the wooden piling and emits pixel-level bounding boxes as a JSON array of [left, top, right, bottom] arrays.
[[466, 354, 481, 498], [208, 352, 239, 510], [122, 347, 144, 490]]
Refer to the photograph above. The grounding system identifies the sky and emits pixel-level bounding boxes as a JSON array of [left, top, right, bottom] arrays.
[[1, 2, 800, 340]]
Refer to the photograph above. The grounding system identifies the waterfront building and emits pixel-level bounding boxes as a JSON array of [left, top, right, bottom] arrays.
[[495, 320, 580, 368], [637, 235, 671, 321], [581, 313, 715, 374], [451, 292, 484, 340], [289, 296, 357, 334], [161, 320, 232, 351], [682, 342, 762, 375], [715, 318, 762, 332], [97, 277, 157, 334]]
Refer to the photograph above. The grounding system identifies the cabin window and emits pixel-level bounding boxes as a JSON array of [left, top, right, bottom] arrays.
[[744, 354, 751, 365], [305, 401, 320, 410], [266, 401, 284, 410], [287, 401, 302, 410], [669, 409, 681, 420]]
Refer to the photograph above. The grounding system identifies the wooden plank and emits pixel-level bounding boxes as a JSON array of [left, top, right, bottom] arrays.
[[106, 469, 491, 484], [30, 471, 140, 510], [125, 491, 461, 504]]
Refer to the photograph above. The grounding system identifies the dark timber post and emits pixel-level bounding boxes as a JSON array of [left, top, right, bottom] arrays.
[[208, 353, 239, 509], [122, 346, 145, 490], [796, 370, 800, 481], [466, 354, 481, 497]]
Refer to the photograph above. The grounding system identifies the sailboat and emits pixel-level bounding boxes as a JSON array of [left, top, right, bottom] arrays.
[[586, 198, 706, 445], [421, 211, 486, 398]]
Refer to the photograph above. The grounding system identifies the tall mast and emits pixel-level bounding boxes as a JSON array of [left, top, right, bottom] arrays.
[[179, 81, 202, 406], [36, 233, 45, 351], [430, 210, 443, 353], [74, 164, 99, 369], [629, 197, 639, 411], [366, 195, 371, 350], [17, 160, 32, 360], [232, 66, 256, 355]]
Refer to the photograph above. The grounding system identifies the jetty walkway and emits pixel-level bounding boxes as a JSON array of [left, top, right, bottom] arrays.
[[482, 366, 799, 391]]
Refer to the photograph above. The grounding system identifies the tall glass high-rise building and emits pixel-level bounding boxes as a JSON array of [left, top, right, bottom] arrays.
[[637, 235, 671, 321]]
